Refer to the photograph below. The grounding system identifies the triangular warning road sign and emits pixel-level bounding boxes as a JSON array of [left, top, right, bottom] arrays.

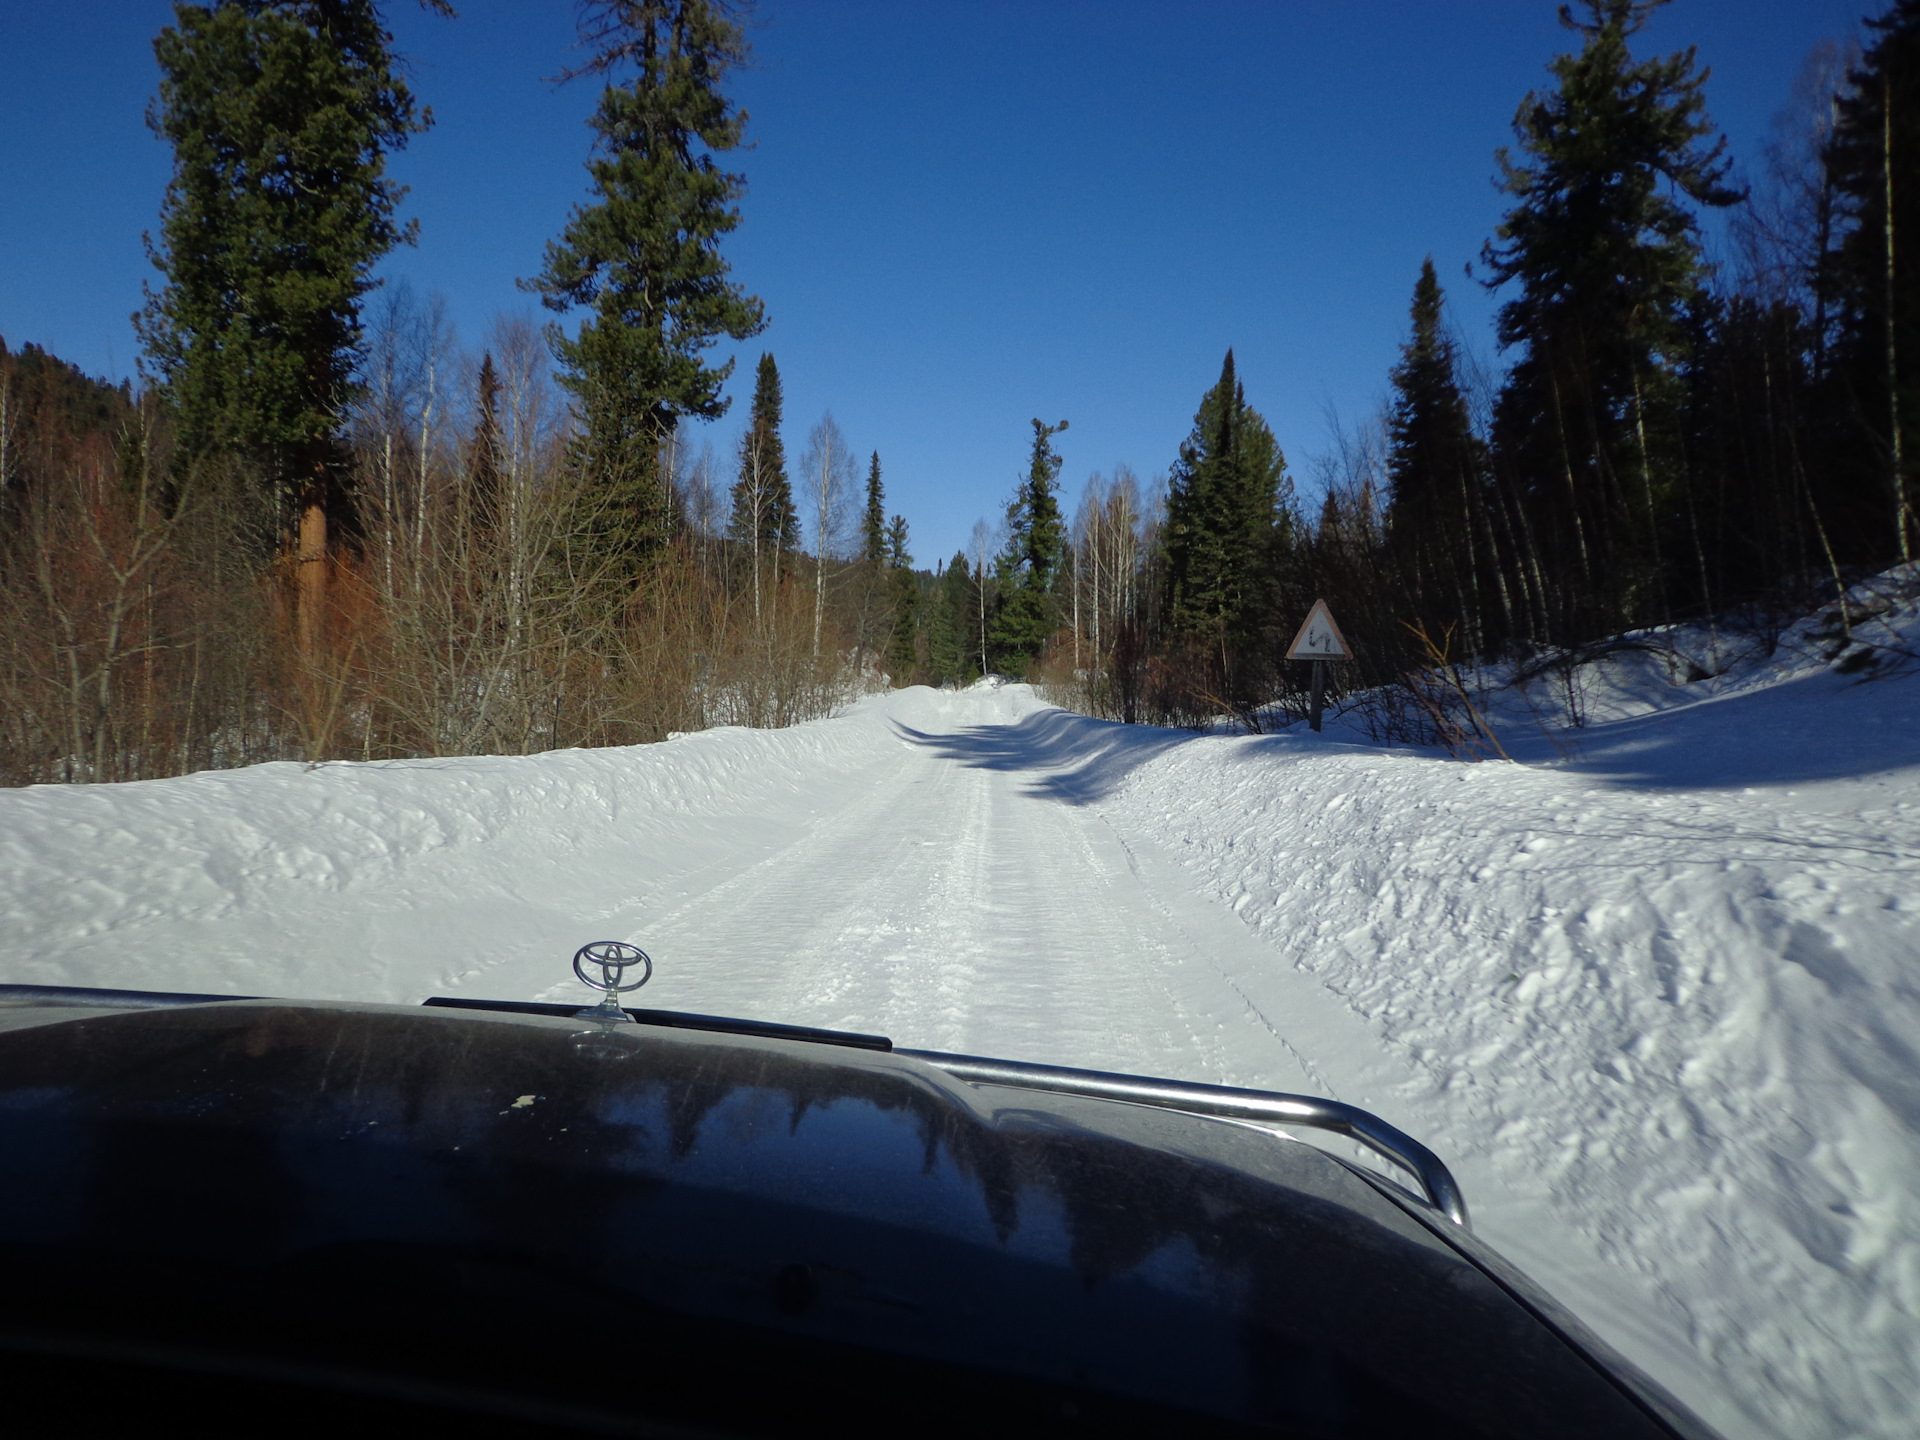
[[1286, 599, 1351, 660]]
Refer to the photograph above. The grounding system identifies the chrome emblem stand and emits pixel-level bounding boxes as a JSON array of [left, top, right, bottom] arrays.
[[572, 940, 652, 1025]]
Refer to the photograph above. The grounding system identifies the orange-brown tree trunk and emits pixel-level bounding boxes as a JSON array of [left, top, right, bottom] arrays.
[[296, 487, 328, 661]]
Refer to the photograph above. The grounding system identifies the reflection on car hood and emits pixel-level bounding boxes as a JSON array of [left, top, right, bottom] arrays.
[[0, 999, 1709, 1438]]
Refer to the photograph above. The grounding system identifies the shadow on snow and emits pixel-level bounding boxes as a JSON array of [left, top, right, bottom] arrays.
[[896, 662, 1920, 806], [1501, 665, 1920, 793], [891, 710, 1200, 805]]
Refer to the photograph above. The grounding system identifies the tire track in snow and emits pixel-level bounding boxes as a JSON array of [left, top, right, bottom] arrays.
[[1096, 813, 1340, 1099], [600, 690, 1320, 1090]]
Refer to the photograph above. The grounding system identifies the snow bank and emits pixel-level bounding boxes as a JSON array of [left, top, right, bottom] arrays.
[[2, 595, 1917, 1439], [1104, 722, 1919, 1439], [0, 683, 1034, 1001], [1096, 578, 1920, 1439]]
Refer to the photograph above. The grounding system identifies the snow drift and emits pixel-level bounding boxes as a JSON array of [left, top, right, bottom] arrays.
[[3, 586, 1919, 1440]]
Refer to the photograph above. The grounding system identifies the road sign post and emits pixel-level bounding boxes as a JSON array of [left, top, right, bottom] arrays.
[[1285, 599, 1351, 733]]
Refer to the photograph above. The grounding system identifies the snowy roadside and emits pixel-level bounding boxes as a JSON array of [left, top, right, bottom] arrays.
[[1087, 591, 1920, 1440], [0, 694, 920, 1001], [1, 628, 1916, 1437]]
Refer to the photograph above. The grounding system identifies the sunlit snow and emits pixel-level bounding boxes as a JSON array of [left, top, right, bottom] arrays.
[[3, 581, 1918, 1440]]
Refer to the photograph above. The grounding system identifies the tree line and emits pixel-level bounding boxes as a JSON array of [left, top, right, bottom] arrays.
[[5, 0, 1916, 783], [1, 0, 918, 784], [874, 0, 1920, 738]]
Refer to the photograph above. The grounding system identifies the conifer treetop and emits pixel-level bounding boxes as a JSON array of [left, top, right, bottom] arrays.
[[1161, 350, 1285, 641], [864, 451, 887, 564], [1484, 0, 1739, 361], [529, 0, 766, 466], [1386, 258, 1481, 512], [139, 0, 433, 496], [727, 350, 797, 552]]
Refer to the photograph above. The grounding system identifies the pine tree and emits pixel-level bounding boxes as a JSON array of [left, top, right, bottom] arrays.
[[137, 0, 435, 643], [727, 356, 796, 548], [927, 550, 973, 684], [845, 449, 893, 665], [862, 450, 886, 563], [1483, 0, 1739, 640], [990, 418, 1068, 674], [726, 353, 795, 618], [884, 514, 918, 683], [529, 0, 766, 565], [1384, 260, 1496, 651], [1159, 350, 1287, 692], [1820, 0, 1920, 561]]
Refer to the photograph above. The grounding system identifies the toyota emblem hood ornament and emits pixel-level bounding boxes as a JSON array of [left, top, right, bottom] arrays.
[[572, 940, 652, 1026]]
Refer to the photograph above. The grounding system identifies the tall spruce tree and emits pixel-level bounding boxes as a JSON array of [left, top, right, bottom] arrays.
[[989, 418, 1068, 674], [1159, 350, 1286, 694], [928, 551, 973, 684], [1820, 0, 1920, 561], [884, 515, 918, 683], [726, 353, 794, 615], [1384, 260, 1496, 651], [726, 354, 796, 547], [138, 0, 435, 609], [862, 451, 886, 563], [1483, 0, 1739, 640], [530, 0, 766, 565]]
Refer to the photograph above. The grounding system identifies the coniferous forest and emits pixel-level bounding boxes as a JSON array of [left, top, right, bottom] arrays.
[[3, 0, 1917, 783]]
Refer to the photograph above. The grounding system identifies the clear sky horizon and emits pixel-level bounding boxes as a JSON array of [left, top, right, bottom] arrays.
[[0, 0, 1875, 566]]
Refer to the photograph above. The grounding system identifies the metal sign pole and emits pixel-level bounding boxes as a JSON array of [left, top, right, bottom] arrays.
[[1286, 599, 1350, 735]]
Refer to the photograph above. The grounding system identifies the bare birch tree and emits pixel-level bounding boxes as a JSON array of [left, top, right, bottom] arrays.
[[969, 518, 997, 677], [800, 412, 856, 658]]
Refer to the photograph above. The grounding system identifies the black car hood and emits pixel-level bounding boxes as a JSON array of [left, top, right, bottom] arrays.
[[0, 1000, 1700, 1438]]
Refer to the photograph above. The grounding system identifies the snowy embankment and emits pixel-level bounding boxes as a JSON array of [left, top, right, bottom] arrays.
[[4, 587, 1919, 1440]]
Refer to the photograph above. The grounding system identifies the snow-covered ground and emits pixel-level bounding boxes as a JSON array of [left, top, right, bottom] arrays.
[[3, 588, 1918, 1440]]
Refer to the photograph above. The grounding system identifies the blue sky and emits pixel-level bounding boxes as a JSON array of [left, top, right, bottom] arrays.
[[0, 0, 1873, 564]]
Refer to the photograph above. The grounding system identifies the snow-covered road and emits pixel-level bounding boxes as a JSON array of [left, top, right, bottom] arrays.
[[527, 688, 1397, 1110], [3, 663, 1919, 1440]]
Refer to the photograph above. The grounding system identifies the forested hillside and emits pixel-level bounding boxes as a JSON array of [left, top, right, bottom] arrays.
[[913, 0, 1920, 734], [3, 0, 1915, 784]]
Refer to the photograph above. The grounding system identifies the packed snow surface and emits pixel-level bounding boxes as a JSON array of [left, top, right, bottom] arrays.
[[4, 603, 1920, 1439]]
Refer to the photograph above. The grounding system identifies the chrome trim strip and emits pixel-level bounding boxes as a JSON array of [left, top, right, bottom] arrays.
[[0, 983, 261, 1010], [898, 1048, 1470, 1229]]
